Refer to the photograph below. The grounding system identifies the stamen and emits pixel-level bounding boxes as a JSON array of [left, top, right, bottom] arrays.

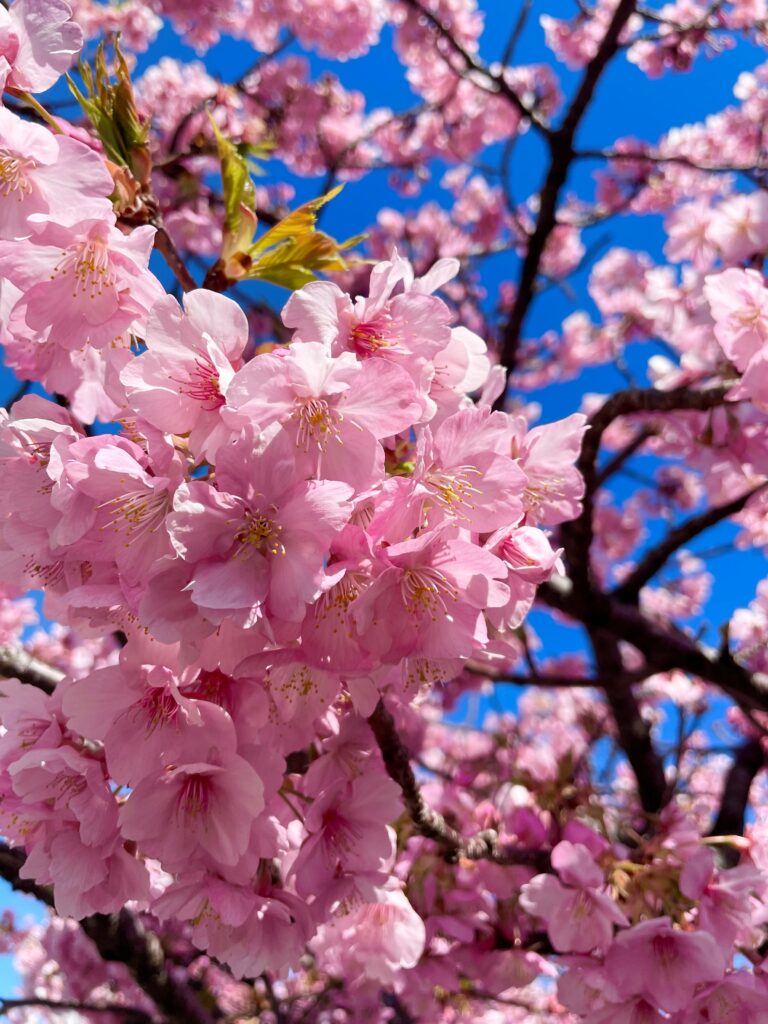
[[99, 489, 170, 541], [51, 238, 117, 301], [0, 150, 33, 199], [171, 353, 224, 411], [425, 465, 482, 520], [175, 774, 212, 821], [293, 397, 343, 452], [350, 314, 401, 357], [24, 559, 65, 588], [232, 507, 285, 559], [131, 687, 180, 733], [400, 566, 458, 620], [314, 572, 365, 636]]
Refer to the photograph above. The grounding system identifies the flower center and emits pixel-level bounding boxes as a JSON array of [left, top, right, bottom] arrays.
[[314, 571, 366, 633], [651, 934, 679, 968], [499, 534, 535, 569], [52, 769, 86, 801], [425, 465, 482, 520], [173, 354, 224, 410], [293, 397, 343, 452], [0, 150, 33, 198], [175, 774, 213, 821], [321, 808, 364, 854], [99, 488, 170, 541], [400, 566, 458, 619], [132, 687, 180, 733], [24, 558, 65, 588], [52, 238, 117, 299], [524, 476, 567, 517], [188, 669, 234, 713], [350, 315, 398, 356], [233, 508, 285, 559], [22, 439, 53, 469]]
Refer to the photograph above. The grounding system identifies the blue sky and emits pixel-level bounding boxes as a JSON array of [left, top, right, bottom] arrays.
[[1, 0, 767, 997]]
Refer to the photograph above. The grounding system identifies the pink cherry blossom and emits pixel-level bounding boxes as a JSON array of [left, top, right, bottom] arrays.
[[290, 773, 402, 896], [121, 289, 249, 461], [0, 0, 82, 92], [0, 217, 163, 351], [604, 917, 725, 1012], [0, 107, 112, 239], [119, 747, 264, 869], [310, 882, 426, 985], [704, 268, 768, 404], [225, 340, 423, 490], [167, 429, 353, 627], [519, 841, 628, 953], [353, 527, 508, 663]]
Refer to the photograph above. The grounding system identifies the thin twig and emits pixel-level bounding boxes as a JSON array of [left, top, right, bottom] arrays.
[[612, 484, 768, 604], [369, 699, 549, 868], [152, 223, 197, 293], [500, 0, 533, 67]]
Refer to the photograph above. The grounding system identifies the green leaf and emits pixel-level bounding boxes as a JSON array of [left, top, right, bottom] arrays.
[[66, 38, 151, 185], [210, 117, 256, 248], [247, 230, 352, 289], [250, 185, 344, 255]]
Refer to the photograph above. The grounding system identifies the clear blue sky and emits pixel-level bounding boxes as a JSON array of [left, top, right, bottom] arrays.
[[1, 0, 766, 996]]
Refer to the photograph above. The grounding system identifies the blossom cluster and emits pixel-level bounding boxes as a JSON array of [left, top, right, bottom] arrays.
[[0, 0, 584, 986]]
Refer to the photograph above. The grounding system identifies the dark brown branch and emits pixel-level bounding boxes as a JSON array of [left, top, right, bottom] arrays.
[[399, 0, 546, 130], [0, 645, 63, 693], [580, 386, 731, 482], [469, 663, 655, 688], [575, 146, 766, 176], [234, 31, 296, 89], [382, 991, 417, 1024], [0, 843, 220, 1024], [500, 0, 533, 66], [80, 912, 221, 1024], [710, 738, 765, 837], [368, 699, 548, 869], [710, 739, 765, 866], [612, 484, 767, 604], [0, 998, 153, 1021], [0, 844, 55, 905], [497, 0, 639, 378], [561, 385, 730, 595], [590, 629, 669, 814], [539, 579, 768, 715], [593, 428, 654, 488], [153, 224, 197, 293], [165, 33, 295, 158], [261, 973, 288, 1024]]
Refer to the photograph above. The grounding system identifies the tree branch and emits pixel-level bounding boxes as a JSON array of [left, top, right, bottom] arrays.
[[80, 912, 221, 1024], [590, 628, 669, 814], [0, 843, 54, 905], [368, 700, 548, 868], [561, 385, 731, 595], [575, 146, 767, 176], [0, 843, 220, 1024], [497, 0, 639, 380], [593, 428, 654, 488], [152, 224, 197, 293], [710, 738, 765, 866], [0, 998, 153, 1021], [0, 644, 64, 693], [399, 0, 547, 130], [612, 484, 767, 604]]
